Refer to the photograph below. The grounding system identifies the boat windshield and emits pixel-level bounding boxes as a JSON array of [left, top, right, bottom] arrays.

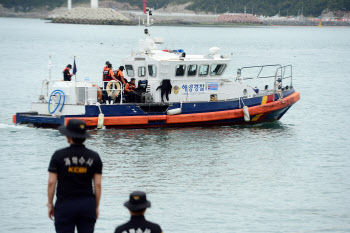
[[138, 66, 146, 77], [199, 65, 209, 76], [148, 65, 157, 77], [125, 65, 134, 76], [187, 65, 197, 76], [175, 65, 186, 76], [210, 64, 226, 76]]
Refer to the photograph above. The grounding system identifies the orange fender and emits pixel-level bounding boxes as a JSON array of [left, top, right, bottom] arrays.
[[148, 115, 167, 121], [104, 116, 148, 126], [65, 116, 149, 126], [65, 117, 98, 126]]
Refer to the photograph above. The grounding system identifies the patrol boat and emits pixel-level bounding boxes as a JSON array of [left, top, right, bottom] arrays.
[[13, 9, 300, 129]]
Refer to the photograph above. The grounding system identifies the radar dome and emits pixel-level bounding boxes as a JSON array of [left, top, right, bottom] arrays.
[[209, 47, 220, 54]]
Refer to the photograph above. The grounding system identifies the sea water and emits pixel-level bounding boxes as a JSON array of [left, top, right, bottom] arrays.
[[0, 18, 350, 233]]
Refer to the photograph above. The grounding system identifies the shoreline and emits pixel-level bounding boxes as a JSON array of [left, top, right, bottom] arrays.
[[2, 16, 350, 27]]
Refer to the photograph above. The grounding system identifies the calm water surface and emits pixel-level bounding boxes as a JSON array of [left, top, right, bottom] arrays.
[[0, 18, 350, 233]]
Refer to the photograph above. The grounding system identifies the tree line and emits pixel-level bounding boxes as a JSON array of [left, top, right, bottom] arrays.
[[186, 0, 350, 17], [1, 0, 349, 16]]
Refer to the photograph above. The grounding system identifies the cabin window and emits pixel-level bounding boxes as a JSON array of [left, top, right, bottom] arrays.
[[187, 65, 197, 76], [210, 64, 226, 76], [138, 66, 146, 77], [175, 65, 186, 76], [199, 65, 209, 76], [125, 65, 134, 77], [148, 64, 157, 77]]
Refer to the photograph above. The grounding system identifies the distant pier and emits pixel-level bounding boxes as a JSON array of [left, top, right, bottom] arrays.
[[51, 7, 133, 25]]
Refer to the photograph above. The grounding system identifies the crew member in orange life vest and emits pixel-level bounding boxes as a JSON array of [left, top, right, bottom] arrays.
[[125, 78, 136, 93], [115, 66, 126, 85], [63, 64, 73, 81], [103, 63, 118, 103], [103, 61, 111, 73], [103, 63, 117, 82], [124, 78, 136, 102]]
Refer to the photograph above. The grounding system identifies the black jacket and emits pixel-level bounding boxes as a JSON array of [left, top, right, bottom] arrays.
[[114, 215, 162, 233]]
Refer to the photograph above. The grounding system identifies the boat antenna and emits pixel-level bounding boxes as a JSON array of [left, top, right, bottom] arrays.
[[48, 55, 52, 81], [144, 6, 153, 36]]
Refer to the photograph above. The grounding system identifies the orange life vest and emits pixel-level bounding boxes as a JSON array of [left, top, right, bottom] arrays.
[[103, 68, 112, 81], [116, 69, 123, 78], [125, 82, 136, 93]]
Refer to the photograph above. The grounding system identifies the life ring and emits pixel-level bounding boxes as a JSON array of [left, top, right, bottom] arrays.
[[106, 81, 121, 98], [93, 84, 102, 102]]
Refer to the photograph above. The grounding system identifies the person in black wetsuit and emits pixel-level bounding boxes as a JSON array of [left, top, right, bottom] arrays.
[[114, 191, 163, 233], [156, 79, 172, 102]]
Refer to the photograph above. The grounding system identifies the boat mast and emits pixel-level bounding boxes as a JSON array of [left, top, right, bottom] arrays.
[[144, 6, 152, 36]]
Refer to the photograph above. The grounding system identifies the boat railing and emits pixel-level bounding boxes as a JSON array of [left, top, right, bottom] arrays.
[[39, 80, 125, 105], [276, 65, 293, 89], [101, 81, 124, 104], [236, 64, 293, 93], [40, 80, 74, 100]]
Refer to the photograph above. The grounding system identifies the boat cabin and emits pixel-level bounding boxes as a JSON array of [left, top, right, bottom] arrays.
[[118, 36, 255, 104]]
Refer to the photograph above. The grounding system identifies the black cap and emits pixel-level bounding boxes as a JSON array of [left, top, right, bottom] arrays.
[[67, 64, 72, 68], [58, 119, 90, 138], [106, 61, 110, 65], [119, 66, 124, 71], [124, 191, 151, 212]]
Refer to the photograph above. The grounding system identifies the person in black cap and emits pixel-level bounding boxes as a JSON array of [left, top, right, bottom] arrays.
[[63, 64, 74, 81], [114, 191, 163, 233], [47, 119, 103, 233]]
